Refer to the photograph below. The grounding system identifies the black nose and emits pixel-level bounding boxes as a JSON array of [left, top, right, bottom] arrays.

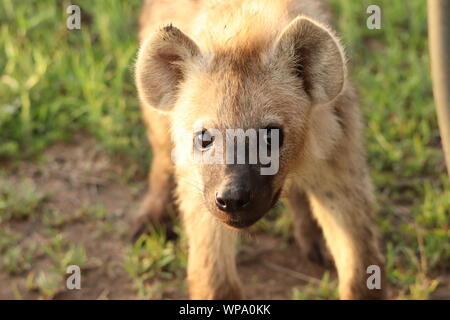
[[215, 187, 251, 212]]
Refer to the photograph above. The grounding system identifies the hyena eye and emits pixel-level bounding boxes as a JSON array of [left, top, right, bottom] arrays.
[[194, 129, 214, 151], [263, 126, 284, 147]]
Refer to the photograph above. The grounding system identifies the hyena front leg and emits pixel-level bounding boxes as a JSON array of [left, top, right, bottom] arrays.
[[131, 111, 175, 241], [180, 183, 243, 300], [286, 188, 331, 268], [131, 152, 175, 240], [306, 173, 387, 299]]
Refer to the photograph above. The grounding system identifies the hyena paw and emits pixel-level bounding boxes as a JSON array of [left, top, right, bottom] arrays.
[[129, 196, 175, 242]]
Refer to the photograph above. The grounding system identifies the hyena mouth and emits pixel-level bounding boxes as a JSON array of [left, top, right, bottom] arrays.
[[223, 188, 283, 229], [225, 216, 261, 229]]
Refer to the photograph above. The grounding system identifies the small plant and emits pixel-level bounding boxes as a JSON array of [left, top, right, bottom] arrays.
[[0, 178, 46, 222], [43, 233, 87, 273], [1, 246, 35, 275], [0, 226, 21, 253], [22, 233, 88, 299], [42, 209, 67, 228], [32, 271, 63, 299], [292, 272, 339, 300], [123, 226, 187, 298]]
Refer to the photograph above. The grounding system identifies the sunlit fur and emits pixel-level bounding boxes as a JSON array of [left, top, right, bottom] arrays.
[[134, 0, 387, 299]]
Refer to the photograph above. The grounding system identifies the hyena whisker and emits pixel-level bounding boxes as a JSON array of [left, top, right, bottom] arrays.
[[176, 177, 204, 194]]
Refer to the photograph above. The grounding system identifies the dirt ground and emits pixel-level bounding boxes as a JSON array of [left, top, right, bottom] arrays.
[[1, 137, 448, 300]]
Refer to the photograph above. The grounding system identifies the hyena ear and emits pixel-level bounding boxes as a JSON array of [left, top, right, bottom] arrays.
[[135, 25, 201, 111], [274, 16, 346, 104]]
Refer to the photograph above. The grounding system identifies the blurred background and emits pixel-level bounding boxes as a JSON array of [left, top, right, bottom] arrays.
[[0, 0, 449, 299]]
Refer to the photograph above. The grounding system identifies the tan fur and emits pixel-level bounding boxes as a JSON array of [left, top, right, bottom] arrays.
[[135, 0, 387, 300]]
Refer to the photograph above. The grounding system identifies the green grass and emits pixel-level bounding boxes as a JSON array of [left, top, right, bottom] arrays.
[[124, 226, 187, 298], [0, 176, 47, 222], [292, 272, 339, 300], [0, 0, 148, 167], [0, 0, 449, 299], [26, 232, 88, 298]]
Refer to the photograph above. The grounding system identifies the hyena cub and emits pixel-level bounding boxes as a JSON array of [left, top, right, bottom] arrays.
[[133, 0, 387, 299]]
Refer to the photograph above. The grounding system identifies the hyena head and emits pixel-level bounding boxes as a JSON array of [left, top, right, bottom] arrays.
[[136, 16, 346, 229]]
